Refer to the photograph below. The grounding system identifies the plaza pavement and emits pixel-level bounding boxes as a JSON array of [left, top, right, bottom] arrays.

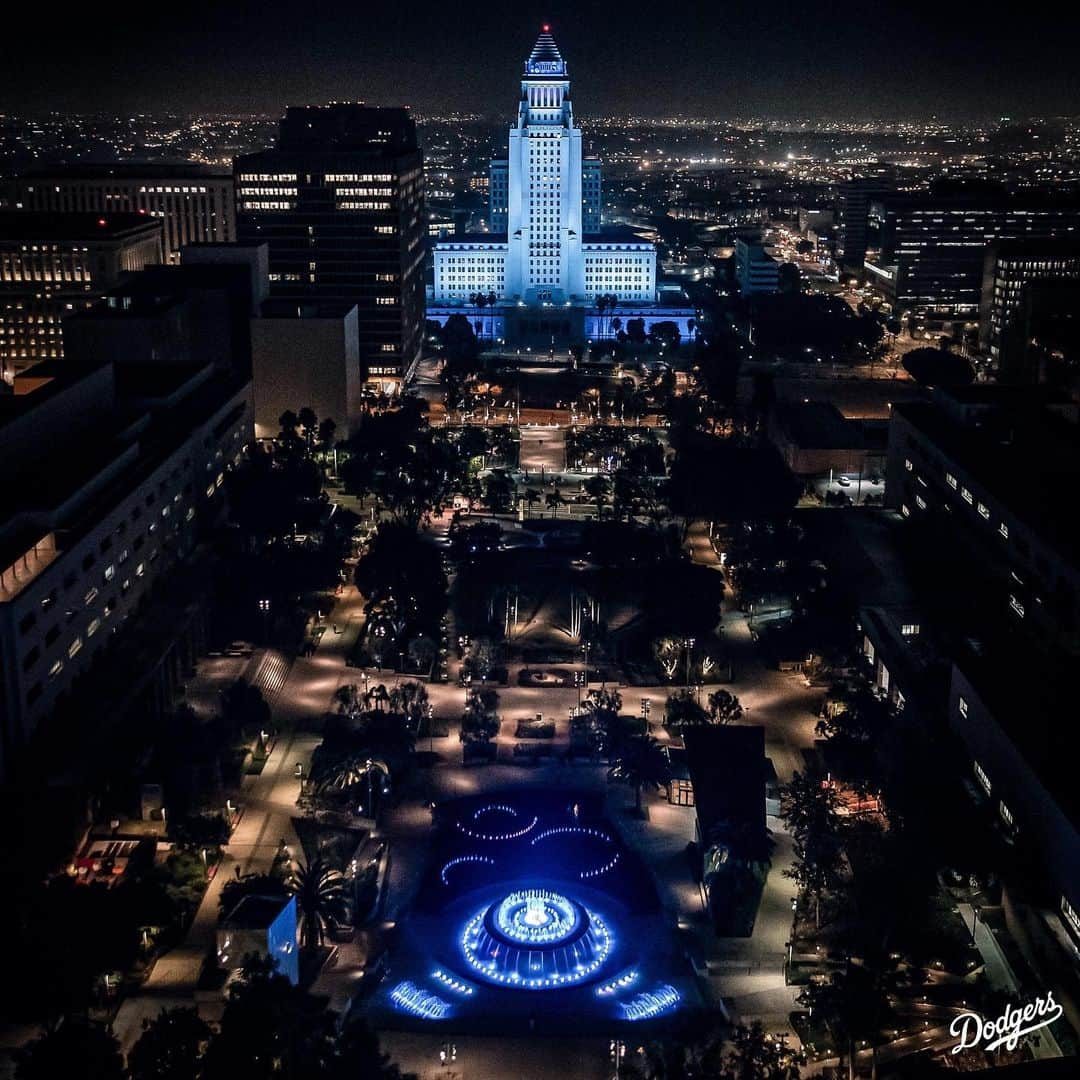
[[112, 509, 822, 1073]]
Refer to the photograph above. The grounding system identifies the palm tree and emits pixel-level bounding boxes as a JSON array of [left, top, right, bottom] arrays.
[[608, 735, 668, 815], [524, 487, 541, 518], [545, 489, 564, 519], [291, 857, 346, 951]]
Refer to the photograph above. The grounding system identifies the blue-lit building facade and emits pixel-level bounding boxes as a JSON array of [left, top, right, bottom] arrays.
[[429, 29, 693, 345]]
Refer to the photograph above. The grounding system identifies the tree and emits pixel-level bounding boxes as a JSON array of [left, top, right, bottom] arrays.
[[664, 688, 709, 730], [220, 679, 271, 742], [128, 1007, 211, 1080], [201, 957, 337, 1080], [291, 857, 346, 951], [798, 962, 893, 1080], [649, 320, 681, 351], [778, 262, 801, 294], [781, 771, 845, 929], [719, 1020, 804, 1080], [785, 835, 844, 929], [584, 473, 611, 520], [484, 469, 514, 513], [545, 489, 564, 519], [16, 1021, 124, 1080], [707, 688, 743, 724], [902, 347, 975, 388], [440, 313, 479, 364], [202, 959, 413, 1080], [608, 735, 668, 815], [460, 686, 500, 745], [781, 771, 842, 847]]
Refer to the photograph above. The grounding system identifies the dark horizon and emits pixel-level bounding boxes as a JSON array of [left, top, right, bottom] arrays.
[[4, 0, 1080, 121]]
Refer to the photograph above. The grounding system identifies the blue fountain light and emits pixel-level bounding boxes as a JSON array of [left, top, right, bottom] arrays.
[[620, 984, 680, 1020], [580, 851, 621, 880], [494, 889, 581, 944], [529, 825, 613, 846], [440, 854, 495, 885], [431, 968, 475, 996], [595, 968, 639, 997], [456, 806, 538, 841], [460, 888, 613, 988], [390, 980, 452, 1019]]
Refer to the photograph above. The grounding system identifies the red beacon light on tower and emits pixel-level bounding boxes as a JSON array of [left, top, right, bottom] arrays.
[[97, 217, 107, 227]]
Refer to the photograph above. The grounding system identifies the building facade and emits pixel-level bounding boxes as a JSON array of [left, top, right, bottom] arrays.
[[0, 211, 163, 376], [9, 165, 234, 263], [979, 239, 1080, 374], [735, 238, 780, 295], [865, 191, 1080, 318], [235, 105, 426, 387], [430, 29, 673, 341], [0, 360, 252, 776]]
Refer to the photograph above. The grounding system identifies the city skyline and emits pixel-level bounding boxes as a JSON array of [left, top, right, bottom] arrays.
[[5, 2, 1080, 119]]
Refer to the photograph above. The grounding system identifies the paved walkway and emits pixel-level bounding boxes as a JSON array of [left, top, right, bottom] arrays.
[[112, 516, 822, 1062]]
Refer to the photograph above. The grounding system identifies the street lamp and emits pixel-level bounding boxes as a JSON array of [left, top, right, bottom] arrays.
[[684, 637, 696, 689]]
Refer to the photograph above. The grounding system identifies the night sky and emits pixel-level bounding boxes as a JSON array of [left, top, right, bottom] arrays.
[[4, 0, 1079, 119]]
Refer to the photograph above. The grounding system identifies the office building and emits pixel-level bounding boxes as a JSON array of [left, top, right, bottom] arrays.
[[979, 239, 1080, 378], [0, 357, 253, 777], [735, 238, 779, 295], [886, 386, 1080, 650], [883, 385, 1080, 983], [835, 177, 894, 271], [0, 211, 163, 375], [865, 189, 1080, 319], [8, 164, 234, 262], [63, 244, 268, 379], [235, 104, 426, 388]]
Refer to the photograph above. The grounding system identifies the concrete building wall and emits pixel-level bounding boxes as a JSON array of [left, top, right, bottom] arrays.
[[251, 306, 362, 439]]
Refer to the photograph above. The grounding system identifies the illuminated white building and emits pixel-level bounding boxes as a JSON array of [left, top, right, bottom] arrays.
[[429, 28, 689, 343]]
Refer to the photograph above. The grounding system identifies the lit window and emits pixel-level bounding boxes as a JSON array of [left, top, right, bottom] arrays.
[[958, 696, 969, 718], [48, 659, 63, 679], [87, 617, 101, 638], [999, 801, 1014, 828], [977, 503, 990, 519], [999, 523, 1009, 539], [961, 487, 974, 505], [974, 760, 991, 795], [945, 473, 958, 489], [103, 564, 115, 582], [68, 637, 83, 658], [1009, 595, 1025, 618], [915, 495, 927, 510], [901, 504, 910, 518], [901, 623, 920, 636]]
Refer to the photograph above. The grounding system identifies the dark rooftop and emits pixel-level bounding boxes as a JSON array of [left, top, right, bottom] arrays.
[[16, 162, 229, 180], [894, 394, 1080, 567], [682, 725, 767, 838], [222, 893, 293, 929], [0, 210, 162, 243]]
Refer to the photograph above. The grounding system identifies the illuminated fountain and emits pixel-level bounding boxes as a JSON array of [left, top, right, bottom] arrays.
[[460, 887, 612, 988]]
